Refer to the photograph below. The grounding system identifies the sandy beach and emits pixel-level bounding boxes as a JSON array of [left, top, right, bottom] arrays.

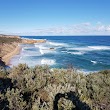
[[2, 45, 21, 65]]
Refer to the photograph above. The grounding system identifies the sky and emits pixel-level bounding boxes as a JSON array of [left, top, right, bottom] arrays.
[[0, 0, 110, 35]]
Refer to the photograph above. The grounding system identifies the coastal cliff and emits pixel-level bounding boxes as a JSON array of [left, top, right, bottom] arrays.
[[0, 36, 21, 57], [0, 36, 21, 65], [0, 35, 46, 65]]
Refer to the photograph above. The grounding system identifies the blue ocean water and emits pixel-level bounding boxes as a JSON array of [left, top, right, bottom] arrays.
[[10, 36, 110, 72]]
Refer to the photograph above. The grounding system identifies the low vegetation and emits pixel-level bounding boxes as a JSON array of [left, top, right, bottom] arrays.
[[0, 37, 21, 44], [0, 64, 110, 110]]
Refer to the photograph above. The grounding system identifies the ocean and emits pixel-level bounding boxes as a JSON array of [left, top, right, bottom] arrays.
[[10, 36, 110, 72]]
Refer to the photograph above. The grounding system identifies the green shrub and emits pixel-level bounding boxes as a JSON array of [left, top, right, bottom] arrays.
[[0, 64, 110, 110]]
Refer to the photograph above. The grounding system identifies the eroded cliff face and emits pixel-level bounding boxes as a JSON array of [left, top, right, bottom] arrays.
[[0, 35, 46, 65], [0, 35, 21, 58], [0, 42, 19, 58], [0, 35, 46, 57]]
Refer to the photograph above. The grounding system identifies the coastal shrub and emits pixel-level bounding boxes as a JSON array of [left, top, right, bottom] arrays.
[[0, 64, 110, 110], [58, 98, 74, 110], [6, 88, 27, 110], [0, 93, 9, 110], [86, 70, 110, 109], [0, 37, 21, 44]]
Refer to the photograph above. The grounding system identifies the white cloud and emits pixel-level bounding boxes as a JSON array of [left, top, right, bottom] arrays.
[[1, 22, 110, 35], [33, 22, 110, 35], [97, 25, 105, 31], [33, 22, 94, 35], [106, 25, 110, 31]]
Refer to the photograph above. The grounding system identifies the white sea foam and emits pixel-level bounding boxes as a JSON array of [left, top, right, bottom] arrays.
[[35, 40, 68, 55], [35, 41, 65, 48], [66, 45, 110, 56], [34, 44, 40, 48], [41, 59, 56, 65], [22, 48, 25, 51], [91, 60, 97, 64], [47, 41, 67, 47], [39, 49, 57, 54], [40, 48, 56, 55], [67, 46, 110, 52], [35, 44, 46, 49], [67, 47, 90, 51], [61, 50, 85, 55], [39, 49, 45, 55], [19, 56, 22, 61], [67, 51, 85, 55], [35, 43, 57, 55], [88, 46, 110, 50]]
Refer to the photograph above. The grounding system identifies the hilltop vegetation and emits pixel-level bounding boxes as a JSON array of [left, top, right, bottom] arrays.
[[0, 64, 110, 110], [0, 36, 21, 44]]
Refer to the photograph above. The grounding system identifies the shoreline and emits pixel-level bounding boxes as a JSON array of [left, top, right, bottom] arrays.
[[0, 35, 46, 67], [2, 44, 21, 65]]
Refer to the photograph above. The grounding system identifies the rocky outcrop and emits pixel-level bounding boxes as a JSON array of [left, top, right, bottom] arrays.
[[22, 39, 46, 44], [49, 47, 55, 50]]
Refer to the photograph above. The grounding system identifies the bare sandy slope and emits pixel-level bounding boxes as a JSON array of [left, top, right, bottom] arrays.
[[2, 45, 21, 65]]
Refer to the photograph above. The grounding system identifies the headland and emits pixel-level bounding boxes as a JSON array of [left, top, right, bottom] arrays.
[[0, 34, 46, 65]]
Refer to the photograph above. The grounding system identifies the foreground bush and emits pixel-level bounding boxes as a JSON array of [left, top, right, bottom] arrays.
[[0, 64, 110, 110]]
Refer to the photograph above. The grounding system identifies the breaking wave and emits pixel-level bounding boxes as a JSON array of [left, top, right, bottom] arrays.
[[88, 46, 110, 50], [91, 60, 97, 64], [35, 41, 67, 55], [67, 51, 85, 55], [41, 59, 56, 65], [61, 51, 85, 55], [47, 41, 67, 47], [68, 46, 110, 51]]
